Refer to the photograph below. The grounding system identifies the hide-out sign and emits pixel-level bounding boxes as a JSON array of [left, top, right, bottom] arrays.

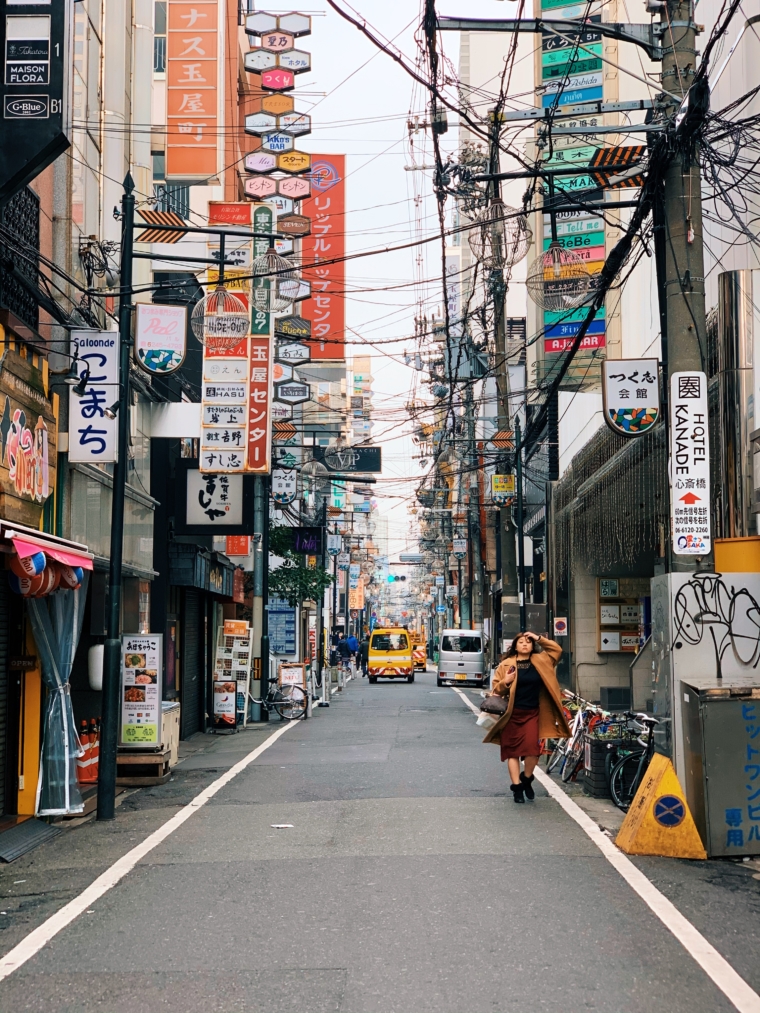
[[0, 0, 71, 203]]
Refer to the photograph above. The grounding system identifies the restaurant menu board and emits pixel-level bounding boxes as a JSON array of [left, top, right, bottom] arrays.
[[120, 635, 163, 748]]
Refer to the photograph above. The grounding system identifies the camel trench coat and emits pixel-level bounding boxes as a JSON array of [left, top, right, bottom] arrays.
[[482, 636, 572, 745]]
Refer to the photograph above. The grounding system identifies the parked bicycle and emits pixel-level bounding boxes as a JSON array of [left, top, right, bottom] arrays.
[[608, 712, 658, 812], [248, 681, 307, 721], [546, 692, 607, 782]]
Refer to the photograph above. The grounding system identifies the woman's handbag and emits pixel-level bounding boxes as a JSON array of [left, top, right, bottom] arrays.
[[479, 693, 508, 717]]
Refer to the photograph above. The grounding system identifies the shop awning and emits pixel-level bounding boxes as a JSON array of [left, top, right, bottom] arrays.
[[2, 526, 94, 570]]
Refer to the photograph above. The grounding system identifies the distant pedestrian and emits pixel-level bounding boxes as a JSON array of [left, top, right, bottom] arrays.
[[347, 633, 359, 656], [482, 632, 571, 803], [337, 635, 352, 670], [359, 635, 369, 677]]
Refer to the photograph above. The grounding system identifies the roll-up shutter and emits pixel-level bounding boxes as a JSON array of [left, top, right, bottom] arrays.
[[181, 588, 202, 738]]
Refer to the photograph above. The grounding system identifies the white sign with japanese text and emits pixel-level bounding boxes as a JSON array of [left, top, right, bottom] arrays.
[[670, 371, 711, 556], [120, 634, 162, 748], [68, 330, 118, 463], [186, 471, 244, 526], [602, 358, 660, 437]]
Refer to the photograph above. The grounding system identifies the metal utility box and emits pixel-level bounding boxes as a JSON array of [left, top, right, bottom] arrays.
[[681, 677, 760, 857]]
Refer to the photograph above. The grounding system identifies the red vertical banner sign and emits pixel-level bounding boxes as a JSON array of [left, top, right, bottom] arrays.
[[246, 336, 273, 473], [301, 155, 346, 360], [167, 0, 219, 178]]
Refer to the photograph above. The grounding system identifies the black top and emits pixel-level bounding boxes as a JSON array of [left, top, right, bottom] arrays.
[[512, 659, 541, 710]]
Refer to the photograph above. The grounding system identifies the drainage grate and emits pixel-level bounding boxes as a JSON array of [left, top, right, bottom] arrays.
[[0, 819, 62, 863]]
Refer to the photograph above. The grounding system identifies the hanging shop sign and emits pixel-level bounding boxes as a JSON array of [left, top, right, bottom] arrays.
[[301, 154, 345, 359], [0, 0, 71, 204], [452, 538, 467, 559], [602, 358, 659, 436], [348, 584, 365, 610], [670, 371, 711, 557], [176, 464, 255, 535], [275, 380, 310, 405], [276, 341, 310, 364], [0, 348, 57, 526], [313, 445, 382, 474], [338, 551, 350, 570], [245, 11, 311, 38], [68, 329, 118, 465], [273, 362, 294, 384], [134, 303, 186, 374], [272, 467, 298, 505], [327, 533, 342, 555], [186, 470, 243, 526], [245, 335, 272, 473], [275, 315, 311, 340], [277, 213, 311, 236], [120, 634, 163, 748], [491, 474, 516, 505], [271, 402, 294, 421]]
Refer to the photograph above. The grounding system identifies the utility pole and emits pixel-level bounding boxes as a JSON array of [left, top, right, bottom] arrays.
[[487, 109, 519, 619], [465, 381, 483, 629], [659, 0, 709, 572], [98, 173, 135, 821], [514, 416, 526, 630], [260, 474, 270, 721]]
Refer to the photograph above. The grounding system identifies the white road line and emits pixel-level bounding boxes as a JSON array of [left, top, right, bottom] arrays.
[[451, 687, 760, 1013], [0, 720, 296, 982]]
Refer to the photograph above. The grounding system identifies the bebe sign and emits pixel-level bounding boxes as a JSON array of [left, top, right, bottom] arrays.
[[135, 303, 187, 375]]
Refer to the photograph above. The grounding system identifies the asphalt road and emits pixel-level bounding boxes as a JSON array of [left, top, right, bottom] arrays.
[[2, 668, 760, 1012]]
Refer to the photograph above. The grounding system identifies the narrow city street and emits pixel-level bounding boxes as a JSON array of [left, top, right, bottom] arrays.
[[1, 672, 759, 1012]]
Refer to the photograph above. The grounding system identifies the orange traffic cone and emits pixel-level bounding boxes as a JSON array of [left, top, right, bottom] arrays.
[[88, 718, 100, 781], [76, 720, 90, 783]]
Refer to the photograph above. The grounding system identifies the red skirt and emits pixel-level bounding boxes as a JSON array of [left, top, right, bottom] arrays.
[[500, 707, 541, 761]]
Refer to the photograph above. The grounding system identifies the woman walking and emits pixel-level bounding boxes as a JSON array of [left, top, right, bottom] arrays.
[[483, 631, 571, 803]]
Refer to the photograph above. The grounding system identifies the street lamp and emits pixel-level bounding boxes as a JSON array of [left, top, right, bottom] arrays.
[[190, 285, 250, 350], [468, 198, 531, 269], [526, 240, 592, 312]]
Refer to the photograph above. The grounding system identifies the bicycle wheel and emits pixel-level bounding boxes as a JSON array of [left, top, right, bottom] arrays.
[[274, 685, 307, 720], [560, 740, 584, 783], [610, 749, 648, 811], [546, 741, 566, 774]]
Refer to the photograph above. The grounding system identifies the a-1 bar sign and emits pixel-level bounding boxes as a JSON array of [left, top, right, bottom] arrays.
[[670, 371, 710, 556], [0, 0, 71, 204]]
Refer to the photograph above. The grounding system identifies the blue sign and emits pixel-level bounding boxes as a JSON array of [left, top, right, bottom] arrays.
[[653, 795, 686, 827], [436, 605, 446, 614], [545, 319, 606, 340], [542, 86, 603, 108], [269, 599, 297, 655]]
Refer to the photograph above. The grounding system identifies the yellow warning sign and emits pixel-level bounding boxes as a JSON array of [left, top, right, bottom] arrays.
[[615, 753, 706, 860]]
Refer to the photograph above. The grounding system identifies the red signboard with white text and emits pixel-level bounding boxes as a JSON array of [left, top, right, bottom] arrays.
[[246, 336, 272, 473], [301, 155, 346, 360]]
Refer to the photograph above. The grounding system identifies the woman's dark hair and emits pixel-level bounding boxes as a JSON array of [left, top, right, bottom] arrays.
[[503, 632, 538, 660]]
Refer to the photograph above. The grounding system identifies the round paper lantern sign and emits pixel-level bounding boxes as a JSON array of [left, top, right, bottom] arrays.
[[58, 565, 83, 590], [9, 572, 34, 596], [33, 566, 60, 597], [10, 551, 46, 578]]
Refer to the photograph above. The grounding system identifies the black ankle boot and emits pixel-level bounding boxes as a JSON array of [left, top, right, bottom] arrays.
[[520, 772, 535, 800], [510, 782, 525, 804]]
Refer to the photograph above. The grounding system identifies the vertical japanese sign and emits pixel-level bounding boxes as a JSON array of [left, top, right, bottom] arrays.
[[251, 204, 273, 336], [166, 0, 218, 178], [670, 371, 711, 556], [301, 154, 345, 360], [68, 330, 118, 463], [120, 634, 163, 747], [200, 350, 248, 472], [246, 335, 272, 473]]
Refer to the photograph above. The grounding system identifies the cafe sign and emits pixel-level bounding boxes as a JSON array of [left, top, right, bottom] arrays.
[[0, 349, 56, 525]]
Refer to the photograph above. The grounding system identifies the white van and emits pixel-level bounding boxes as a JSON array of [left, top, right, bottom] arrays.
[[437, 629, 486, 687]]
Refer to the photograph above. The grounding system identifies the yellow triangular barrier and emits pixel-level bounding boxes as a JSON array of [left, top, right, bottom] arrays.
[[615, 752, 707, 859]]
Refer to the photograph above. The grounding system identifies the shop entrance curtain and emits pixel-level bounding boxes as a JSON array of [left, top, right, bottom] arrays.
[[27, 574, 89, 816]]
